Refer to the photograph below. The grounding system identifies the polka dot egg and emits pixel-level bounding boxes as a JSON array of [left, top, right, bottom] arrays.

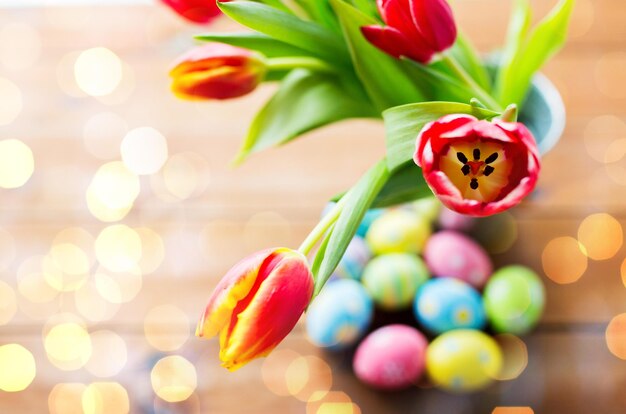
[[306, 279, 374, 350], [362, 253, 430, 311], [426, 329, 502, 392], [414, 278, 486, 335], [353, 325, 428, 390], [331, 236, 371, 281], [423, 230, 493, 288], [366, 209, 431, 255]]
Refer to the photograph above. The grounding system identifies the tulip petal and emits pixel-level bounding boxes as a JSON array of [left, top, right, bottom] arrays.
[[361, 25, 434, 63], [409, 0, 457, 52]]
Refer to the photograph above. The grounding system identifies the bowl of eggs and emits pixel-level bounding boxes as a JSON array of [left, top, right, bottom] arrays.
[[306, 199, 546, 393]]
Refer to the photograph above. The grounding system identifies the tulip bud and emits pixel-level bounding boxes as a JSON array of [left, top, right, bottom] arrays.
[[413, 114, 541, 217], [362, 0, 457, 64], [170, 44, 266, 101], [160, 0, 222, 24], [196, 248, 314, 371]]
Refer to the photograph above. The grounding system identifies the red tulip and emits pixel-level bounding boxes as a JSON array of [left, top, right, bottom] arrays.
[[362, 0, 457, 63], [170, 44, 266, 101], [196, 248, 314, 371], [413, 114, 541, 217], [160, 0, 222, 24]]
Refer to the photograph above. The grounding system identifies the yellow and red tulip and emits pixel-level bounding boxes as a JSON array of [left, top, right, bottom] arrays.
[[361, 0, 457, 64], [196, 248, 314, 371], [160, 0, 223, 24], [413, 114, 541, 217], [170, 44, 266, 101]]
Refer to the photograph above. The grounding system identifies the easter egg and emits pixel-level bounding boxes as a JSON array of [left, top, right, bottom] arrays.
[[414, 278, 486, 334], [411, 197, 441, 223], [306, 279, 374, 350], [426, 330, 502, 392], [423, 231, 493, 288], [483, 265, 545, 335], [353, 325, 428, 390], [331, 236, 371, 280], [438, 206, 475, 232], [357, 208, 385, 238], [366, 209, 431, 255], [362, 253, 430, 311]]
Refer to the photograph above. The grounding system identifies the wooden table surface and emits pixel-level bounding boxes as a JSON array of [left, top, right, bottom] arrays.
[[0, 1, 625, 413]]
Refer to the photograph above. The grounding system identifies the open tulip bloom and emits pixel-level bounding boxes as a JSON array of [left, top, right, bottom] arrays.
[[173, 0, 575, 369]]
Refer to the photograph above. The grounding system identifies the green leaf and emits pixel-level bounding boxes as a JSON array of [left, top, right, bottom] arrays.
[[235, 69, 377, 163], [293, 0, 341, 33], [401, 59, 480, 103], [195, 33, 314, 58], [330, 0, 426, 111], [218, 1, 350, 67], [448, 33, 492, 92], [371, 162, 431, 208], [496, 0, 574, 107], [313, 160, 390, 296], [384, 101, 500, 172]]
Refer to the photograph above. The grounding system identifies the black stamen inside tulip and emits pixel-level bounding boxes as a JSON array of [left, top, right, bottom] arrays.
[[470, 179, 479, 190], [461, 165, 470, 176], [485, 152, 498, 164], [457, 152, 468, 164], [473, 149, 480, 160], [484, 166, 495, 176]]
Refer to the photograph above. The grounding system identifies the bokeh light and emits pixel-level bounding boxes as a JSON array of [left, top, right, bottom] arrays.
[[0, 227, 16, 271], [144, 304, 190, 352], [305, 391, 362, 414], [0, 77, 22, 125], [86, 162, 140, 221], [542, 236, 588, 284], [494, 334, 529, 381], [95, 224, 142, 272], [74, 47, 123, 97], [49, 383, 87, 414], [135, 227, 165, 274], [44, 320, 92, 370], [286, 355, 333, 402], [569, 0, 594, 39], [17, 255, 59, 304], [83, 112, 128, 160], [606, 313, 626, 360], [0, 23, 41, 70], [262, 349, 302, 396], [74, 281, 120, 322], [82, 382, 130, 414], [94, 266, 143, 304], [85, 331, 128, 378], [577, 213, 623, 260], [0, 280, 17, 325], [152, 152, 211, 201], [0, 139, 34, 188], [121, 127, 168, 175], [0, 344, 36, 392], [595, 53, 626, 100], [151, 355, 198, 403], [44, 243, 91, 292], [492, 408, 534, 414], [584, 116, 626, 163]]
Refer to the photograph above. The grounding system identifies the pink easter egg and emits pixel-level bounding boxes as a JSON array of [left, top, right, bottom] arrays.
[[353, 325, 427, 390], [438, 206, 475, 232], [423, 231, 493, 288]]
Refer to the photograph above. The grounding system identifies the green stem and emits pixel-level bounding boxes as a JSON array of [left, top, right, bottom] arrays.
[[266, 57, 337, 74], [441, 54, 503, 112], [499, 104, 519, 122], [298, 198, 345, 256]]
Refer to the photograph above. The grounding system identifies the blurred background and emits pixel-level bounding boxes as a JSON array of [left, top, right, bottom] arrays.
[[0, 0, 625, 413]]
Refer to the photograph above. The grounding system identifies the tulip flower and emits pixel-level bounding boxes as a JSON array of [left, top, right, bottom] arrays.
[[196, 248, 314, 371], [170, 44, 266, 101], [413, 114, 540, 217], [361, 0, 457, 64], [160, 0, 222, 24]]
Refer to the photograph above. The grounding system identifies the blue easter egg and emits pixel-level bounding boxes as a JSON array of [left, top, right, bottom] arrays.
[[357, 208, 384, 238], [414, 278, 486, 334], [306, 279, 374, 350], [331, 236, 371, 281]]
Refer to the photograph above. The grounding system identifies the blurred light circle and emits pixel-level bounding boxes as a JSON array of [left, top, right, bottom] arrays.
[[53, 227, 96, 268], [95, 225, 142, 272], [287, 355, 332, 402], [94, 266, 143, 304], [83, 112, 128, 160], [121, 127, 168, 175], [74, 47, 123, 97], [0, 23, 41, 70], [0, 280, 17, 325], [95, 63, 135, 106], [151, 355, 197, 403], [541, 236, 588, 284], [0, 227, 16, 271], [86, 187, 133, 223], [144, 304, 190, 352], [595, 53, 626, 100], [262, 349, 301, 396], [577, 213, 623, 261], [43, 243, 90, 292], [492, 408, 534, 414], [17, 255, 59, 303], [305, 391, 361, 414], [87, 161, 140, 211], [74, 281, 120, 322], [154, 393, 200, 414], [606, 313, 626, 360], [135, 227, 165, 274], [569, 0, 594, 39], [85, 331, 128, 378], [494, 334, 528, 381], [0, 77, 22, 125], [49, 383, 87, 414], [57, 51, 85, 97], [82, 382, 130, 414], [0, 344, 36, 392], [0, 139, 34, 188], [155, 152, 211, 201], [584, 115, 626, 163], [44, 321, 92, 370]]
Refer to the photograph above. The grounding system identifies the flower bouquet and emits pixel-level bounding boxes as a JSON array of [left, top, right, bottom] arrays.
[[163, 0, 574, 381]]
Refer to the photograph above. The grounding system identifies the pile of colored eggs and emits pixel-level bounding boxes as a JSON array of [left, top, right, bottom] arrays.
[[306, 200, 546, 392]]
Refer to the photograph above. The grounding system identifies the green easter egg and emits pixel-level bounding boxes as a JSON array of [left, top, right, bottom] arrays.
[[426, 329, 502, 393], [361, 253, 429, 311], [366, 209, 431, 255], [483, 265, 545, 335]]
